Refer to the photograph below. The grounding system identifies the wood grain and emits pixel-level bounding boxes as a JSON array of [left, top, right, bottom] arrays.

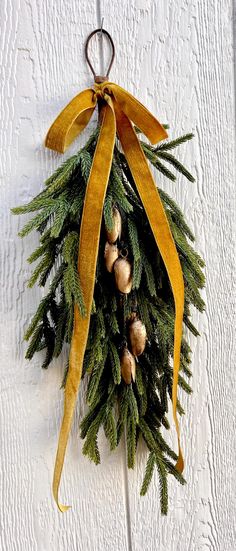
[[0, 0, 235, 549]]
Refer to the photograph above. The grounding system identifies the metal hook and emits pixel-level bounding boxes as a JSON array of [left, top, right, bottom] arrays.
[[99, 16, 104, 37], [84, 28, 115, 82], [98, 16, 104, 74]]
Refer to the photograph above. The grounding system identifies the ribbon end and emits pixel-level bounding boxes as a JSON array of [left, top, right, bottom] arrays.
[[45, 132, 65, 154], [57, 503, 71, 513], [175, 452, 184, 474], [150, 127, 168, 145], [53, 485, 71, 512]]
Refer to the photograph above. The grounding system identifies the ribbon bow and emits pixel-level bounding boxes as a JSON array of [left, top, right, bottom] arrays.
[[45, 81, 184, 512]]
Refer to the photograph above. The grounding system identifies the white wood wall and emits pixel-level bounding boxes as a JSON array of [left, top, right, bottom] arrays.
[[0, 1, 235, 549]]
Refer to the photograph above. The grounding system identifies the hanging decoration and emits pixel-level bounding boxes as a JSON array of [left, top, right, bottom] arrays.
[[12, 29, 205, 515]]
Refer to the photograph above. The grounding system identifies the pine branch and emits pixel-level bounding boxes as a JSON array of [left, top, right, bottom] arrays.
[[157, 151, 195, 182], [117, 387, 129, 444], [18, 205, 55, 237], [132, 259, 143, 290], [103, 407, 117, 450], [126, 415, 136, 469], [50, 200, 70, 238], [80, 150, 92, 181], [80, 399, 104, 439], [127, 387, 139, 424], [25, 324, 44, 360], [42, 322, 55, 369], [103, 193, 114, 232], [109, 312, 120, 335], [86, 343, 108, 404], [140, 246, 157, 297], [163, 458, 186, 485], [45, 154, 79, 187], [11, 197, 55, 215], [139, 418, 158, 452], [60, 362, 69, 389], [109, 341, 121, 385], [109, 166, 133, 214], [158, 188, 195, 242], [155, 454, 168, 515], [24, 296, 51, 341], [183, 314, 200, 337], [62, 231, 79, 264], [53, 299, 68, 357], [155, 159, 176, 181], [140, 451, 156, 496], [82, 405, 107, 464], [155, 133, 194, 152], [27, 242, 49, 264], [128, 218, 141, 261]]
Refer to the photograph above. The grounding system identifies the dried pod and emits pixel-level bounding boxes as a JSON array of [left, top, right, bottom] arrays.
[[129, 318, 147, 356], [106, 207, 122, 243], [121, 348, 136, 384], [114, 257, 132, 294], [129, 311, 138, 322], [104, 241, 119, 272]]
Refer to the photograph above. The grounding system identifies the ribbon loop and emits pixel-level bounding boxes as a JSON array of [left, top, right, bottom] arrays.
[[108, 83, 168, 144], [45, 80, 184, 511], [45, 89, 96, 153]]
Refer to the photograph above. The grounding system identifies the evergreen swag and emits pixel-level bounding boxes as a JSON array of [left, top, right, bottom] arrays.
[[12, 126, 205, 515]]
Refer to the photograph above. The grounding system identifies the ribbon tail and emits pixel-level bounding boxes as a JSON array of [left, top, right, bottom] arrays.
[[52, 99, 116, 511], [114, 102, 184, 473], [45, 88, 96, 153]]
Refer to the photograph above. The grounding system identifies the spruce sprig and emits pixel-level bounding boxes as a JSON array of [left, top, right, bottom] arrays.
[[155, 133, 194, 151], [12, 125, 204, 515]]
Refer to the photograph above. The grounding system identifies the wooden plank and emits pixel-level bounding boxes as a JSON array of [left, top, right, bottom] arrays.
[[0, 1, 129, 549], [0, 0, 235, 549], [106, 0, 236, 549]]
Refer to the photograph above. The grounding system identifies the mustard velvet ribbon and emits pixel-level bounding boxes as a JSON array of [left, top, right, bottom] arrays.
[[45, 82, 184, 512]]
